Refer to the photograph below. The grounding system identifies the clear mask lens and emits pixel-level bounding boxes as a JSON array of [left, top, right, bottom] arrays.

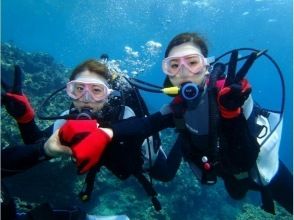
[[162, 54, 207, 76], [66, 79, 112, 102]]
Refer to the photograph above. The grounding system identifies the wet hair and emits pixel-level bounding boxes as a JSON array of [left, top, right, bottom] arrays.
[[100, 53, 109, 60], [70, 59, 110, 81], [164, 32, 208, 58]]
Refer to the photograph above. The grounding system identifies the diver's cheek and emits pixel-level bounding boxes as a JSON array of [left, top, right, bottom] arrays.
[[91, 102, 105, 112], [169, 74, 204, 87], [169, 75, 182, 87], [187, 69, 207, 85], [73, 100, 83, 110], [190, 74, 206, 85]]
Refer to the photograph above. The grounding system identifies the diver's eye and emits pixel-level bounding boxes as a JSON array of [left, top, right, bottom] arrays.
[[186, 56, 201, 67], [92, 88, 103, 94], [91, 85, 104, 95], [189, 60, 199, 66], [73, 83, 86, 95], [76, 85, 84, 92], [169, 59, 180, 69], [77, 86, 84, 91], [170, 63, 179, 69]]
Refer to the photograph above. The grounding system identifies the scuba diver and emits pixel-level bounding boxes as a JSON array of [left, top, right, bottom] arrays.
[[1, 58, 181, 211], [166, 32, 292, 214], [53, 59, 182, 210], [57, 32, 292, 215]]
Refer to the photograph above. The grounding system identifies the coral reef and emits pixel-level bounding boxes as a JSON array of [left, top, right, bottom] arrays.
[[237, 203, 292, 220]]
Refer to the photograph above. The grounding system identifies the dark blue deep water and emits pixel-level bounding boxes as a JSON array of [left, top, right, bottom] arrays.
[[1, 0, 293, 219]]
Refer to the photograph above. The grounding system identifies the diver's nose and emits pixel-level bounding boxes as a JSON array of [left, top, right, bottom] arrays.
[[80, 91, 92, 102], [178, 65, 189, 77]]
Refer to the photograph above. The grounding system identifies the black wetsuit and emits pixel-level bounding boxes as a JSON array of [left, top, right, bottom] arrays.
[[2, 119, 53, 178], [105, 112, 182, 182], [1, 141, 89, 220], [4, 112, 179, 179], [2, 112, 178, 219], [2, 140, 48, 178], [108, 110, 292, 214], [2, 112, 181, 217], [4, 110, 291, 215]]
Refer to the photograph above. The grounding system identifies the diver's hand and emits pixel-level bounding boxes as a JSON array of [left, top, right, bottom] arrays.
[[44, 129, 72, 157], [58, 120, 98, 146], [72, 127, 111, 174], [1, 65, 35, 123], [218, 80, 251, 118], [59, 120, 111, 174], [217, 50, 256, 119]]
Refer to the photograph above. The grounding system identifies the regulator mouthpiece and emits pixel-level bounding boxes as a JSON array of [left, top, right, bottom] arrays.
[[162, 82, 200, 101], [76, 108, 94, 120], [180, 82, 200, 101]]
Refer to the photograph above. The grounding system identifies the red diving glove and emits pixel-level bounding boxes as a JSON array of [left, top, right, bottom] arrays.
[[1, 66, 35, 123], [59, 120, 111, 174], [217, 50, 256, 119], [72, 128, 111, 173], [58, 120, 98, 146]]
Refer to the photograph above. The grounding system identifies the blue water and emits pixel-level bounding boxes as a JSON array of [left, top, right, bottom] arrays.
[[1, 0, 293, 217]]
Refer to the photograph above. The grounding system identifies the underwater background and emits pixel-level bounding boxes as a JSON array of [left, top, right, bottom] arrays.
[[1, 0, 293, 219]]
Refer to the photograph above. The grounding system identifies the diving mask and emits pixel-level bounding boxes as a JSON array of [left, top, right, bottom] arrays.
[[66, 77, 113, 102], [162, 53, 212, 76]]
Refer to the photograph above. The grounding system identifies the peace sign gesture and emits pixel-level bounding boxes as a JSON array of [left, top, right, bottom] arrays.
[[1, 65, 35, 123], [217, 50, 258, 118]]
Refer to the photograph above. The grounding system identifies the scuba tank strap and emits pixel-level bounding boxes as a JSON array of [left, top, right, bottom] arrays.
[[133, 173, 161, 211], [252, 164, 276, 214], [260, 185, 275, 214], [172, 97, 187, 131], [79, 164, 101, 202], [200, 63, 224, 183], [118, 105, 126, 120], [207, 76, 220, 163]]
